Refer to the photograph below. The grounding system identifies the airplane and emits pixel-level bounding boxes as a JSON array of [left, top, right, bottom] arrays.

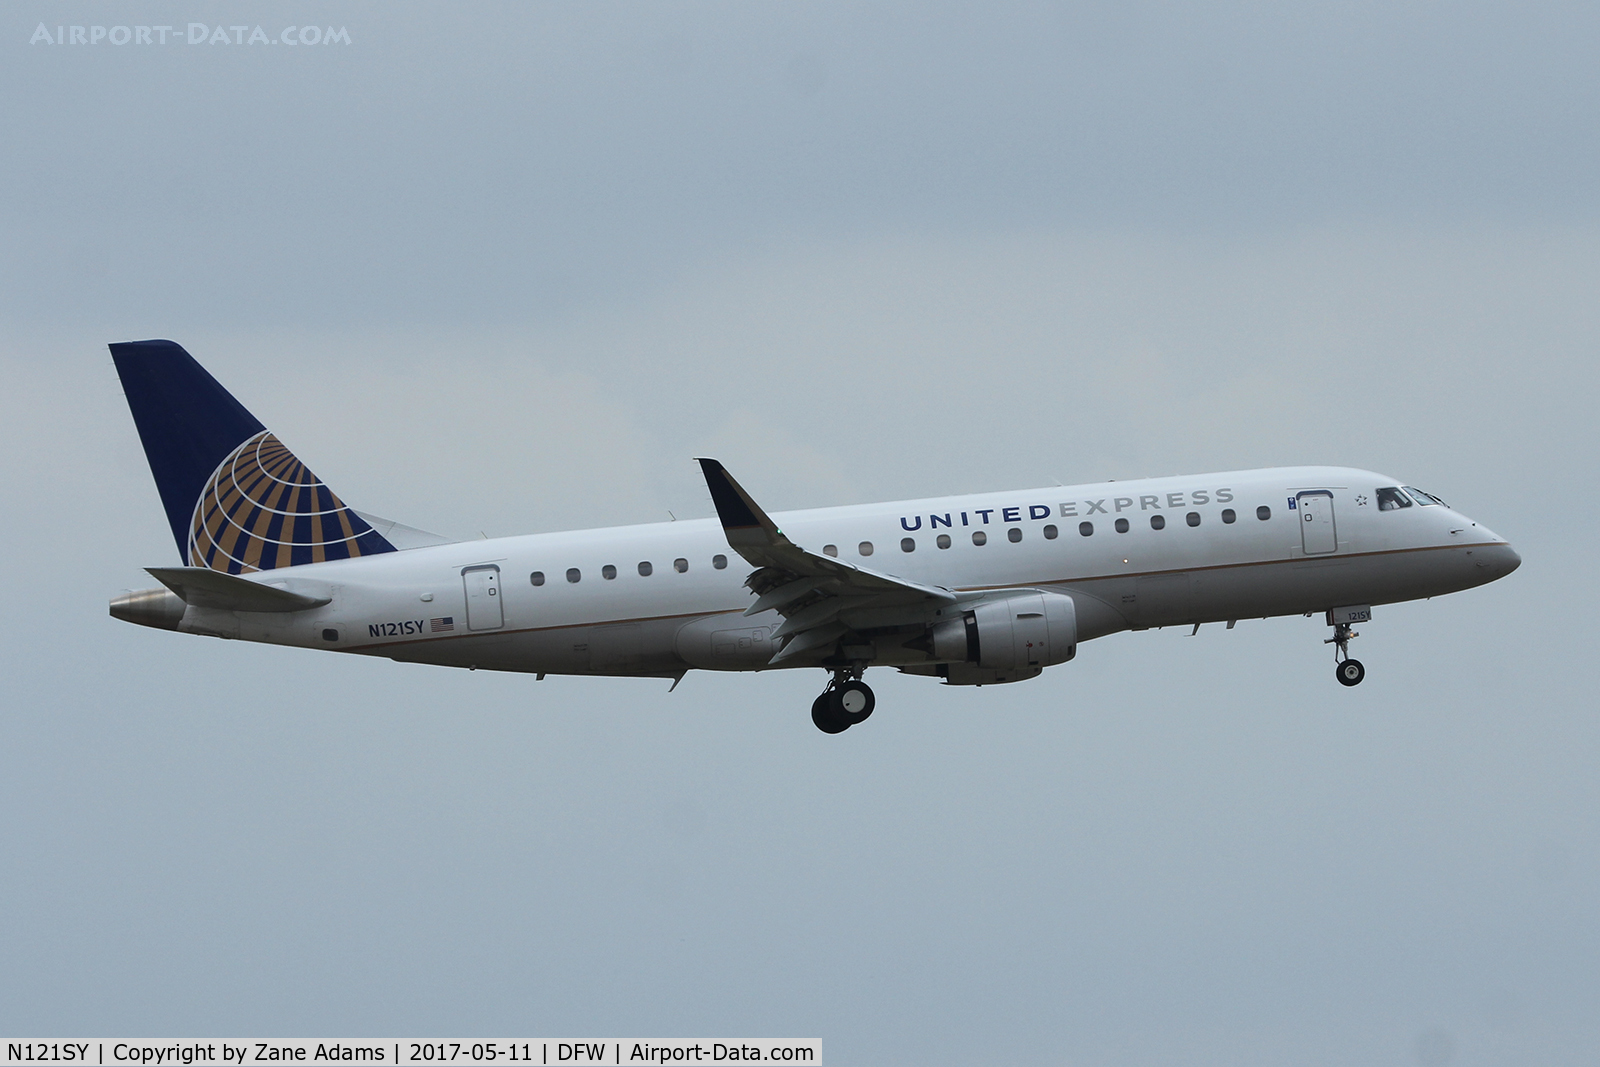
[[108, 340, 1521, 733]]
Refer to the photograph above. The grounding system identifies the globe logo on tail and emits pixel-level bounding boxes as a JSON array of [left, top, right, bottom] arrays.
[[189, 431, 391, 573]]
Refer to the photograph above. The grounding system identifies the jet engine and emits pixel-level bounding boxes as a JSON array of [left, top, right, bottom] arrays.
[[926, 591, 1077, 684]]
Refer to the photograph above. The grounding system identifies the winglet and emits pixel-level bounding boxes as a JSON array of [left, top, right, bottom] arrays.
[[695, 458, 796, 556]]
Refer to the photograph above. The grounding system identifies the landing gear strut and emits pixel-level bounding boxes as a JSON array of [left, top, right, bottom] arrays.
[[1325, 621, 1365, 687], [811, 670, 875, 733]]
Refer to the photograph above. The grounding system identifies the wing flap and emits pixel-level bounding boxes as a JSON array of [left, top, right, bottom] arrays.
[[743, 576, 828, 617], [768, 622, 850, 664], [771, 596, 875, 640]]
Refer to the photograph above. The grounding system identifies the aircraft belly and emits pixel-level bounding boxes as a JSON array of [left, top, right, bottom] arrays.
[[378, 618, 689, 677], [1059, 545, 1494, 630], [585, 619, 689, 675], [675, 613, 779, 671], [1050, 589, 1128, 642], [1352, 545, 1502, 604]]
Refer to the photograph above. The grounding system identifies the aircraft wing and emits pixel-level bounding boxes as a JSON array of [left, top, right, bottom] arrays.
[[697, 458, 957, 663]]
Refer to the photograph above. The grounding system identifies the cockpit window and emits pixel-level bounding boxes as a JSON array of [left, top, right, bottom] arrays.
[[1376, 487, 1412, 511], [1403, 486, 1447, 507]]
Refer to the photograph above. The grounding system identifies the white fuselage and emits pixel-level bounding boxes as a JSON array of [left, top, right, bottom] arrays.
[[176, 466, 1518, 679]]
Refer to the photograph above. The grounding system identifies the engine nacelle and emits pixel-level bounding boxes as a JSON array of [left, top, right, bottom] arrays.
[[929, 592, 1077, 673]]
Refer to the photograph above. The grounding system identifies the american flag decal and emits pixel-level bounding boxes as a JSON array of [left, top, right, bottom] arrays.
[[430, 617, 454, 633]]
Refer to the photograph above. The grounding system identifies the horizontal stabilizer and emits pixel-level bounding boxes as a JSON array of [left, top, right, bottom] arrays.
[[146, 566, 331, 613]]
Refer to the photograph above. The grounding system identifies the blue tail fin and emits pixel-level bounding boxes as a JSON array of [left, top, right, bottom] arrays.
[[110, 340, 396, 573]]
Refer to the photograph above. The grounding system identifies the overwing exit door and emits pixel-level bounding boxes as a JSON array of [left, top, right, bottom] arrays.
[[1297, 491, 1337, 555], [462, 565, 504, 630]]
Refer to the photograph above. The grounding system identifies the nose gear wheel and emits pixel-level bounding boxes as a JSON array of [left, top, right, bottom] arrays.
[[1336, 659, 1366, 686], [1325, 621, 1365, 686]]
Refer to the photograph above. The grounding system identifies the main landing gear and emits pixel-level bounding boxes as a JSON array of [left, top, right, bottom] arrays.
[[811, 671, 875, 733], [1326, 620, 1365, 687]]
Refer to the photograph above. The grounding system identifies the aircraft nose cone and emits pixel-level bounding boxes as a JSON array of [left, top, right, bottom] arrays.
[[1481, 542, 1521, 580]]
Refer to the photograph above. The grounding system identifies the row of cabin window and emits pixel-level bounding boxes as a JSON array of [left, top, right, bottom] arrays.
[[531, 554, 729, 585], [826, 505, 1274, 556], [529, 505, 1276, 580]]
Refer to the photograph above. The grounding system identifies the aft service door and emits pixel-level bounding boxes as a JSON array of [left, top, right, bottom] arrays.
[[462, 565, 504, 631], [1296, 491, 1338, 555]]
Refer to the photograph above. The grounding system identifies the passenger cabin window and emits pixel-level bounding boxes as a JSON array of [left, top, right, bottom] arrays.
[[713, 554, 728, 569], [1221, 508, 1236, 524], [1403, 486, 1447, 507], [1376, 487, 1412, 511], [901, 537, 916, 552], [936, 534, 952, 549], [602, 564, 617, 580], [1150, 514, 1166, 530], [823, 544, 838, 557], [1186, 512, 1201, 527], [1043, 524, 1058, 539], [1114, 518, 1129, 533], [1079, 521, 1094, 537], [858, 541, 874, 556], [1256, 505, 1271, 521], [674, 557, 689, 573], [972, 531, 987, 546], [566, 568, 581, 583], [638, 561, 652, 576], [530, 571, 545, 586], [1008, 528, 1023, 542]]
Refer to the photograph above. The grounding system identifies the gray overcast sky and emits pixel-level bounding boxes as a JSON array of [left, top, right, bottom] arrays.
[[2, 4, 1597, 1064]]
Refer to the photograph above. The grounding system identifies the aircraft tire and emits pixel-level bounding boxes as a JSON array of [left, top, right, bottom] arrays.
[[812, 692, 851, 734], [1336, 659, 1366, 687], [832, 680, 876, 725]]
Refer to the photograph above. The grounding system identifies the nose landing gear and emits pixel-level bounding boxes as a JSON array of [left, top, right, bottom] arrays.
[[811, 670, 876, 733], [1336, 657, 1366, 686], [1325, 618, 1365, 686]]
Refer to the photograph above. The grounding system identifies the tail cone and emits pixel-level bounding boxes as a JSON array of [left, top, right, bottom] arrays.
[[110, 587, 186, 631]]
